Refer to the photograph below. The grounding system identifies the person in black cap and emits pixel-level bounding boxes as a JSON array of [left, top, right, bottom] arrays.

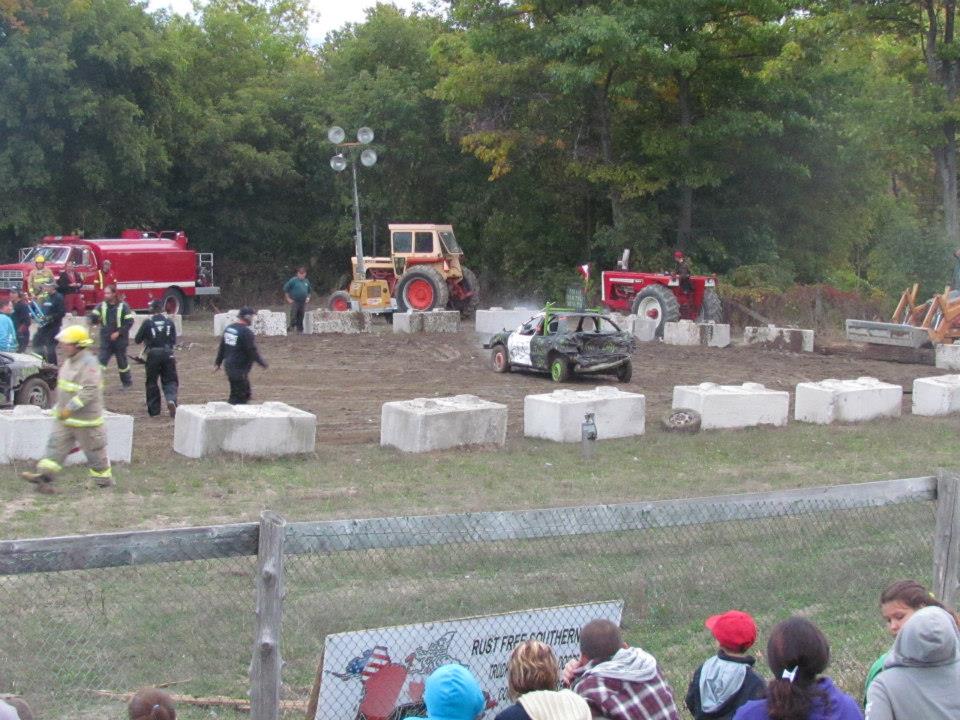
[[135, 299, 179, 417], [214, 307, 267, 404]]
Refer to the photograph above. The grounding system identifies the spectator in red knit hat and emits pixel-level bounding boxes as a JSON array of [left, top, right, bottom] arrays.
[[685, 610, 765, 720]]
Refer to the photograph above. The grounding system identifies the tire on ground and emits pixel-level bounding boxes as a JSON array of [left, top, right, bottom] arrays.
[[631, 284, 680, 338], [663, 408, 702, 433], [549, 354, 571, 383], [491, 344, 510, 373], [396, 266, 450, 312], [15, 376, 52, 409], [328, 290, 352, 311], [616, 360, 632, 383], [450, 266, 480, 318], [697, 288, 723, 323]]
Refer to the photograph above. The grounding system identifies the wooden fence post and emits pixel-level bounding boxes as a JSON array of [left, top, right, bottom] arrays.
[[250, 511, 286, 720], [933, 469, 960, 608]]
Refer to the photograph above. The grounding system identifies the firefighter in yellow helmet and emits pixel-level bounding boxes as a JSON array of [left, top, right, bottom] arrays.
[[21, 325, 113, 494], [27, 254, 55, 300]]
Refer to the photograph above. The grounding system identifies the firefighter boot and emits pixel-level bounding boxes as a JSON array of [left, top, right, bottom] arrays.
[[20, 471, 58, 494]]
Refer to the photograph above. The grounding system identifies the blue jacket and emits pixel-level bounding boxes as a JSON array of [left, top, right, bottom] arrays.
[[0, 313, 17, 352], [734, 677, 862, 720]]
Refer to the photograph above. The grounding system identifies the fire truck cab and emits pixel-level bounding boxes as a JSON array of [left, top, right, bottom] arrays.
[[0, 229, 218, 315]]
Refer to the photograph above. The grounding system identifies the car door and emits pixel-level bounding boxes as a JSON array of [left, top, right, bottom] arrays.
[[529, 314, 561, 370], [507, 316, 541, 366]]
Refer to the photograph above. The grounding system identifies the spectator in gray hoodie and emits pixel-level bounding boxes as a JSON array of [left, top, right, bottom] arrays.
[[865, 605, 960, 720]]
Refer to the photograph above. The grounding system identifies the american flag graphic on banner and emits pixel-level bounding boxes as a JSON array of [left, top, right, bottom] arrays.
[[361, 646, 391, 682]]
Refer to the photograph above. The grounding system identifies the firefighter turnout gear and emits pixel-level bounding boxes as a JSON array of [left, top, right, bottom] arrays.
[[27, 266, 54, 299], [91, 298, 135, 387], [56, 324, 94, 347], [21, 346, 111, 492], [215, 315, 267, 404], [135, 312, 179, 416]]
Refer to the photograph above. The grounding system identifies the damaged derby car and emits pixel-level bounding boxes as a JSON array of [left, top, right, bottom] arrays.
[[0, 351, 57, 408], [485, 309, 635, 382]]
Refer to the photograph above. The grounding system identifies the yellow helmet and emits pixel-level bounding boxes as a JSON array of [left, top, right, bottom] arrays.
[[55, 325, 94, 347], [35, 255, 45, 263]]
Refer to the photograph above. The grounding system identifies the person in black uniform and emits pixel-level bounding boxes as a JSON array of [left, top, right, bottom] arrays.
[[89, 284, 135, 388], [674, 250, 694, 294], [13, 290, 33, 352], [32, 281, 65, 364], [135, 299, 179, 417], [214, 307, 267, 404]]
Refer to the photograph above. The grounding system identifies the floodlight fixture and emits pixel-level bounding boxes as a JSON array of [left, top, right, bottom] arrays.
[[327, 126, 346, 144], [330, 154, 347, 172], [357, 127, 375, 144], [360, 148, 378, 167]]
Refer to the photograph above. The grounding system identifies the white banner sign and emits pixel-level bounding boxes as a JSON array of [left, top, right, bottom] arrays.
[[315, 600, 624, 720]]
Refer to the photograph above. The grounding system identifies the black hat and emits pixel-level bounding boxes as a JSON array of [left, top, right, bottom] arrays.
[[149, 299, 163, 312], [238, 307, 256, 319]]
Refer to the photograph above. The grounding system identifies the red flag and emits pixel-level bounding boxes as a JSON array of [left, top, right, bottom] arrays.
[[576, 263, 590, 279]]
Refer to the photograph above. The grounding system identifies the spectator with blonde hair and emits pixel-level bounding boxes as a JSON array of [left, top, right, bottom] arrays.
[[496, 639, 591, 720], [128, 687, 176, 720]]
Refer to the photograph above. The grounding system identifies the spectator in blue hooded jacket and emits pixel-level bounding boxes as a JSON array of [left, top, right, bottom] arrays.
[[413, 664, 486, 720], [0, 298, 19, 352]]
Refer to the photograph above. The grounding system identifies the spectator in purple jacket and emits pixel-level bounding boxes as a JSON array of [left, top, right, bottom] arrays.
[[563, 619, 680, 720], [733, 617, 862, 720]]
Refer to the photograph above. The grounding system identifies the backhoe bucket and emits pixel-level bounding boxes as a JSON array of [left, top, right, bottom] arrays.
[[845, 319, 930, 348]]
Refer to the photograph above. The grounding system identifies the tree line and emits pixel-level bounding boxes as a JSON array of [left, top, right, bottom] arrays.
[[2, 0, 959, 299]]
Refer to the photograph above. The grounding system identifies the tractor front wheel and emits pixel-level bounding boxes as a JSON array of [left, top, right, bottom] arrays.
[[328, 291, 352, 311], [697, 288, 723, 323], [631, 284, 681, 338], [491, 344, 510, 373], [396, 267, 450, 312]]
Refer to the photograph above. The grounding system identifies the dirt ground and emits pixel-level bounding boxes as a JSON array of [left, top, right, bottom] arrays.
[[99, 315, 947, 455]]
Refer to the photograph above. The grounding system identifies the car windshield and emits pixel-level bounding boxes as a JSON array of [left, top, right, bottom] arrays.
[[438, 230, 462, 254], [23, 246, 70, 263]]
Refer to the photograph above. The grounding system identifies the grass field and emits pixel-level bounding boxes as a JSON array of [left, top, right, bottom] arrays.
[[0, 414, 946, 719]]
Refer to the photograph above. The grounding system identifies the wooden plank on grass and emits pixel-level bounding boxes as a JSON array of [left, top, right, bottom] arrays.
[[0, 521, 259, 575], [285, 476, 937, 554]]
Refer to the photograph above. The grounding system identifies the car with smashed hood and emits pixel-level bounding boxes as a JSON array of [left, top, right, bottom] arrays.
[[484, 308, 634, 382], [0, 351, 57, 408]]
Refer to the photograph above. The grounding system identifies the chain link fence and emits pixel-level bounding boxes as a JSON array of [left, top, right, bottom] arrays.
[[0, 477, 946, 720]]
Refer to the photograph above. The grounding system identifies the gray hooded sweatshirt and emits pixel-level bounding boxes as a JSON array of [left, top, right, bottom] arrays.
[[865, 606, 960, 720]]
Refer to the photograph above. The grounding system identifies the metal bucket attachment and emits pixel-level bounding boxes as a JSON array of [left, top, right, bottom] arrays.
[[845, 319, 930, 348]]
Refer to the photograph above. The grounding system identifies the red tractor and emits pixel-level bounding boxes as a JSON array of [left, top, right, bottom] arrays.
[[600, 250, 723, 336]]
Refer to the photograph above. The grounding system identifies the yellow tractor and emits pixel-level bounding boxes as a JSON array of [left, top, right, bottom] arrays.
[[328, 223, 480, 315], [846, 284, 960, 347]]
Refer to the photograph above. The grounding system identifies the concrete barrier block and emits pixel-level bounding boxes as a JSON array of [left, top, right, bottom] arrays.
[[61, 313, 90, 329], [663, 320, 730, 347], [173, 401, 316, 458], [524, 386, 645, 443], [935, 343, 960, 370], [795, 377, 902, 424], [913, 375, 960, 416], [627, 316, 658, 342], [214, 310, 287, 337], [380, 394, 507, 452], [672, 382, 789, 430], [393, 310, 461, 334], [129, 313, 183, 340], [475, 307, 537, 338], [0, 406, 133, 464], [744, 324, 815, 353], [305, 309, 372, 334]]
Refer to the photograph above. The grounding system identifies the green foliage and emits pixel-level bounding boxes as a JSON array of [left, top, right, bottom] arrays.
[[0, 0, 958, 304]]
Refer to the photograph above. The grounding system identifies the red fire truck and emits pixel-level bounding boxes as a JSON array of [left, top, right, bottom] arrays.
[[0, 230, 218, 314]]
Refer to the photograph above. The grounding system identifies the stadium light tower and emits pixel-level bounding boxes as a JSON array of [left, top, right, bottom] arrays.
[[328, 126, 378, 279]]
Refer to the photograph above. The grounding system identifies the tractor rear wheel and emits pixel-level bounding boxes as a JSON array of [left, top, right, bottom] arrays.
[[450, 266, 480, 317], [491, 344, 510, 373], [698, 288, 723, 323], [328, 291, 352, 311], [396, 267, 450, 312], [631, 284, 680, 338]]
